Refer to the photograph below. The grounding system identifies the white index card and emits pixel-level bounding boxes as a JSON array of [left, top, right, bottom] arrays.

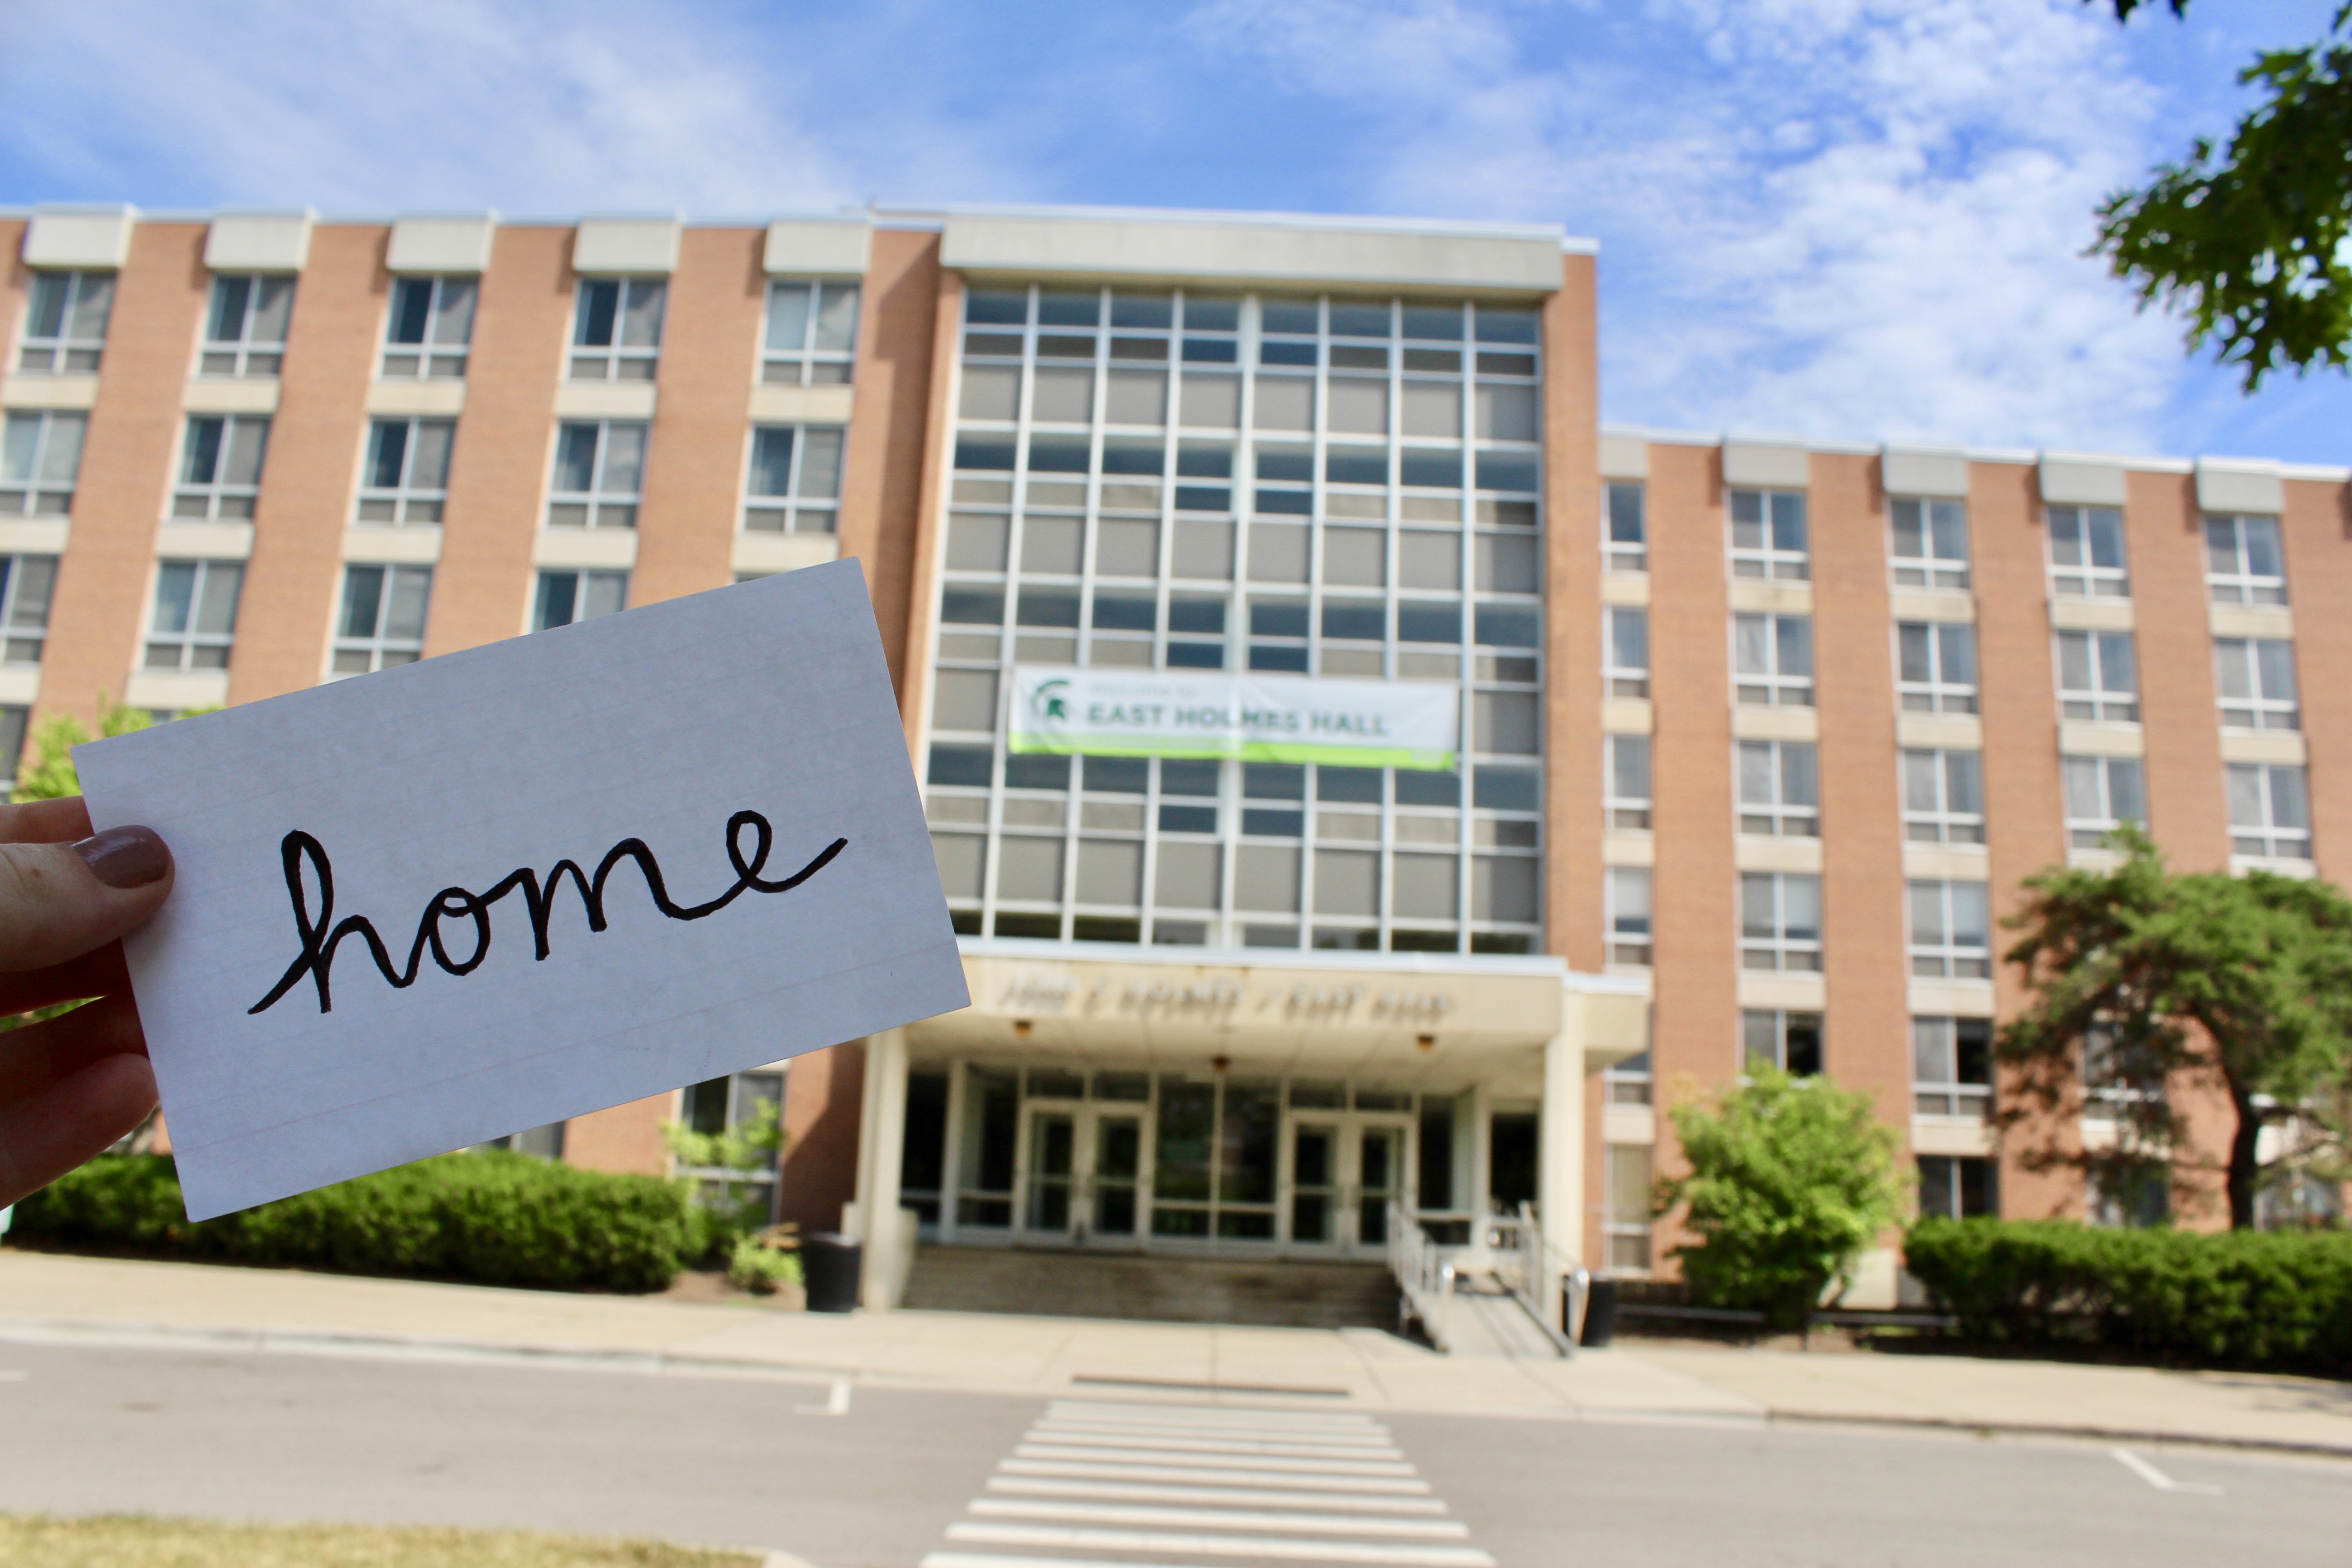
[[74, 561, 970, 1221]]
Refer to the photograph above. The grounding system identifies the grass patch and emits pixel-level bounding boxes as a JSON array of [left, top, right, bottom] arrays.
[[0, 1514, 762, 1568]]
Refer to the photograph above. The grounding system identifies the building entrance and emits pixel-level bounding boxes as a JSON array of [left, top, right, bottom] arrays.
[[1285, 1115, 1413, 1257], [1019, 1102, 1146, 1248]]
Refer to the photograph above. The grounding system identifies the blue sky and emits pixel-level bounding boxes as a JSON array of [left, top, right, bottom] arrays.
[[3, 0, 2346, 464]]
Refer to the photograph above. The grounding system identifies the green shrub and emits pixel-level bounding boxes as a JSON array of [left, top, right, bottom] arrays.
[[725, 1237, 803, 1295], [13, 1153, 696, 1294], [1904, 1218, 2352, 1373]]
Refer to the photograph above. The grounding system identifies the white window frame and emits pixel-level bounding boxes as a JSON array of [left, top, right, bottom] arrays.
[[1605, 733, 1651, 831], [1896, 620, 1977, 715], [201, 274, 294, 377], [0, 410, 86, 516], [1912, 1016, 1994, 1118], [547, 421, 647, 529], [569, 277, 665, 382], [1605, 1049, 1653, 1106], [2213, 637, 2298, 731], [144, 559, 243, 670], [1908, 879, 1991, 979], [1606, 865, 1652, 966], [2048, 504, 2128, 598], [2229, 762, 2312, 861], [1729, 487, 1808, 580], [356, 417, 454, 525], [331, 564, 433, 677], [1901, 747, 1984, 845], [742, 423, 846, 534], [1740, 872, 1821, 972], [2055, 628, 2139, 723], [1605, 480, 1646, 573], [1733, 611, 1813, 706], [0, 554, 58, 665], [2204, 513, 2286, 606], [381, 275, 476, 379], [19, 270, 113, 374], [762, 279, 861, 385], [1604, 1142, 1654, 1273], [1743, 1009, 1823, 1075], [1737, 739, 1819, 838], [2063, 755, 2146, 849], [1605, 605, 1648, 697], [534, 568, 628, 632], [1890, 495, 1970, 589], [172, 414, 270, 520]]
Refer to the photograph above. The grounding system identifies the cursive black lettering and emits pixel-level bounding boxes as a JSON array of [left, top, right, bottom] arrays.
[[249, 810, 848, 1015]]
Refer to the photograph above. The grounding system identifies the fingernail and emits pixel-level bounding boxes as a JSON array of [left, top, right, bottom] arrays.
[[72, 826, 172, 889]]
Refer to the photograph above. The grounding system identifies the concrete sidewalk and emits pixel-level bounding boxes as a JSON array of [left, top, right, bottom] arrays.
[[3, 1250, 2347, 1455]]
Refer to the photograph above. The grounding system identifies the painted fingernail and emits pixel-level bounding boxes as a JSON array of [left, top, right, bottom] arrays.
[[71, 826, 172, 889]]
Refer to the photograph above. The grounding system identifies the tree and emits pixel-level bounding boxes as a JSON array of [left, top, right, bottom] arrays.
[[1655, 1068, 1906, 1331], [2090, 1, 2352, 388], [2000, 828, 2352, 1230], [13, 698, 153, 802]]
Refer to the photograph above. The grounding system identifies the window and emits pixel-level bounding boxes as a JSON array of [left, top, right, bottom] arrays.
[[2063, 755, 2146, 849], [0, 706, 26, 787], [1896, 621, 1977, 714], [145, 560, 243, 669], [742, 425, 844, 534], [201, 274, 293, 377], [548, 421, 646, 528], [2205, 513, 2285, 605], [677, 1070, 785, 1220], [172, 415, 269, 520], [331, 564, 431, 676], [1605, 1143, 1653, 1271], [534, 569, 627, 631], [1729, 488, 1807, 579], [570, 278, 665, 381], [1901, 748, 1984, 844], [1740, 872, 1821, 971], [1909, 879, 1991, 978], [1918, 1156, 1998, 1219], [1743, 1009, 1822, 1075], [2229, 763, 2311, 860], [1733, 612, 1813, 706], [2055, 629, 2138, 722], [1605, 1049, 1652, 1105], [19, 270, 113, 373], [356, 418, 453, 524], [0, 555, 58, 663], [2048, 505, 2127, 597], [0, 411, 85, 515], [381, 275, 476, 378], [1605, 607, 1648, 697], [1912, 1016, 1993, 1118], [1607, 866, 1652, 965], [1737, 740, 1818, 837], [1606, 734, 1651, 830], [2214, 638, 2298, 730], [2088, 1159, 2170, 1229], [1890, 496, 1970, 589], [763, 280, 860, 384], [1606, 481, 1646, 571]]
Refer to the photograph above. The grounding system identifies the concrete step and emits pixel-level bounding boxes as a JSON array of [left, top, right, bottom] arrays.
[[900, 1245, 1401, 1330]]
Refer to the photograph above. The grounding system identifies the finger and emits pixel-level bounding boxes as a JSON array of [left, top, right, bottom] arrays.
[[0, 1052, 159, 1210], [0, 826, 173, 974], [0, 993, 146, 1104], [0, 944, 131, 1020], [0, 797, 94, 845]]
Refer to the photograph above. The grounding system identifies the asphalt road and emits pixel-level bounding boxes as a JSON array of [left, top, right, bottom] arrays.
[[0, 1341, 2344, 1568]]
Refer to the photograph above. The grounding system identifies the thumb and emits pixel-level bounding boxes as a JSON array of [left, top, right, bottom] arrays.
[[0, 826, 174, 974]]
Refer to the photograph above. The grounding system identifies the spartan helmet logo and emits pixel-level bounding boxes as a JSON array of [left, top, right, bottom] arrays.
[[1031, 678, 1072, 725]]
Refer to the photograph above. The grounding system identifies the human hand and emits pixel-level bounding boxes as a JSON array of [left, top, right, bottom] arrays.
[[0, 797, 173, 1210]]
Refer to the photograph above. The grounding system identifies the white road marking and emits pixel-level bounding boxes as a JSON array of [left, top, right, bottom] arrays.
[[988, 1475, 1447, 1511], [1035, 1418, 1399, 1448], [793, 1377, 850, 1416], [999, 1457, 1431, 1491], [2111, 1448, 2224, 1495], [1015, 1443, 1416, 1476], [1018, 1430, 1406, 1460], [1045, 1401, 1380, 1429], [967, 1497, 1469, 1537], [944, 1521, 1497, 1565]]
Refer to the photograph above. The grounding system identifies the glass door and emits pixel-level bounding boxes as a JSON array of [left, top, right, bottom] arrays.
[[1287, 1120, 1342, 1252], [1086, 1112, 1144, 1248], [1355, 1122, 1410, 1247], [1021, 1107, 1079, 1243]]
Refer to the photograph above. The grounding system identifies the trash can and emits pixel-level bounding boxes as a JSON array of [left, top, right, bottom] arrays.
[[801, 1231, 863, 1313], [1579, 1277, 1620, 1348]]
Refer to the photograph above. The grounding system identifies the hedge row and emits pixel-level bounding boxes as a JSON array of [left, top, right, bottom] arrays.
[[11, 1153, 698, 1294], [1904, 1218, 2352, 1374]]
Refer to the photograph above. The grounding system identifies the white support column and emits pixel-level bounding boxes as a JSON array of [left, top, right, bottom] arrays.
[[1539, 1029, 1585, 1336], [850, 1029, 911, 1310]]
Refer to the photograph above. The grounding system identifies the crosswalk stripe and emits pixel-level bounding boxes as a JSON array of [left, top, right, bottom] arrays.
[[1015, 1443, 1415, 1476], [1018, 1431, 1405, 1460], [988, 1476, 1447, 1513], [968, 1499, 1468, 1538], [1045, 1401, 1381, 1430], [944, 1521, 1498, 1566], [998, 1459, 1432, 1493], [1035, 1420, 1401, 1449]]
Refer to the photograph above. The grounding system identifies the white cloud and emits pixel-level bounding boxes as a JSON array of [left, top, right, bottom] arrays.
[[1188, 0, 2191, 451]]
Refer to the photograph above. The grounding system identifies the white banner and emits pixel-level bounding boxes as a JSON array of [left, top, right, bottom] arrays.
[[1005, 666, 1459, 770]]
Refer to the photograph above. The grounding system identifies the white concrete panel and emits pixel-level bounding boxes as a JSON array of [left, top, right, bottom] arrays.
[[1598, 432, 1649, 480], [1727, 579, 1813, 615], [731, 532, 841, 577], [1911, 1118, 1997, 1156], [183, 379, 279, 414], [573, 217, 682, 276], [1600, 832, 1654, 867], [153, 522, 255, 560], [0, 521, 70, 556], [125, 669, 231, 711], [2209, 603, 2294, 640], [2197, 458, 2285, 515], [2039, 455, 2128, 507], [1600, 698, 1652, 735], [2058, 722, 2145, 757], [1730, 706, 1819, 742], [1896, 714, 1983, 750], [1886, 587, 1975, 624], [1907, 978, 1996, 1018], [24, 206, 134, 269], [342, 526, 444, 565], [0, 376, 98, 410], [1737, 972, 1827, 1010], [205, 212, 314, 273], [0, 668, 39, 705], [553, 382, 658, 419], [942, 212, 1566, 293], [1903, 843, 1990, 880], [1735, 836, 1824, 873], [764, 219, 871, 278], [2220, 730, 2308, 765], [1602, 1103, 1656, 1146], [1720, 439, 1810, 489], [1882, 445, 1969, 499], [387, 215, 496, 274], [532, 527, 640, 568], [366, 381, 466, 416], [749, 384, 856, 424], [1599, 574, 1650, 606], [2049, 597, 2134, 631]]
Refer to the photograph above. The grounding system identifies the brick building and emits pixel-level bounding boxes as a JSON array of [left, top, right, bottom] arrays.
[[6, 203, 2342, 1307]]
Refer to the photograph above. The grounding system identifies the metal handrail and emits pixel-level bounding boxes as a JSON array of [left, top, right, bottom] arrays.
[[1483, 1201, 1579, 1356], [1386, 1201, 1452, 1350]]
